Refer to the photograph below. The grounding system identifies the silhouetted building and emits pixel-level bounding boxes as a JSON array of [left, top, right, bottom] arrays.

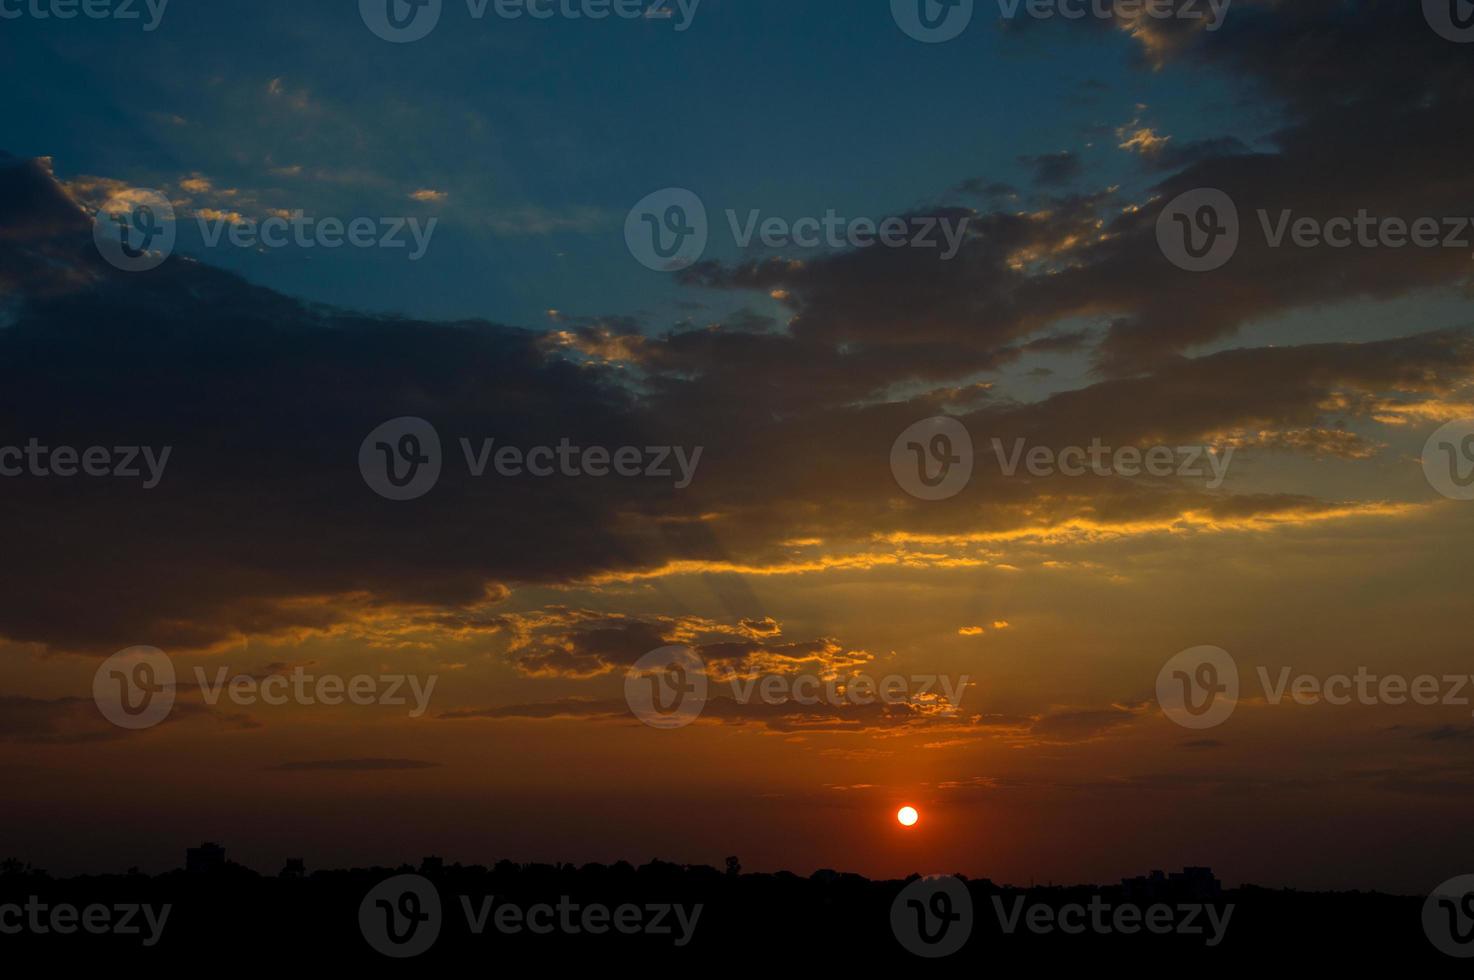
[[280, 858, 306, 879], [1122, 869, 1167, 899], [186, 842, 225, 874], [1122, 867, 1221, 900], [420, 855, 444, 876], [1170, 866, 1222, 900]]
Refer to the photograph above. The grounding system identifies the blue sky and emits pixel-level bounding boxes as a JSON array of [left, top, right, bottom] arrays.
[[4, 1, 1269, 328]]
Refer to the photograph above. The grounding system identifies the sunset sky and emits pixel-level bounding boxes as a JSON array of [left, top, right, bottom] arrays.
[[2, 0, 1473, 894]]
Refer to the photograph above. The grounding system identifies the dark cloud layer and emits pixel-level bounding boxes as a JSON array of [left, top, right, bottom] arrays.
[[1, 3, 1471, 654], [671, 2, 1474, 378]]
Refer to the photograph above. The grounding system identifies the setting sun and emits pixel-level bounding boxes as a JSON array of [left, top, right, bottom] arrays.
[[897, 806, 919, 827]]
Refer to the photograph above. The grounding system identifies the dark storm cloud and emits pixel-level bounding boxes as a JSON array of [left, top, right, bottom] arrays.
[[2, 2, 1472, 654], [1129, 136, 1251, 172], [1019, 151, 1083, 186], [0, 151, 1465, 655], [0, 155, 97, 297], [677, 2, 1474, 376], [503, 615, 865, 680], [0, 155, 729, 652]]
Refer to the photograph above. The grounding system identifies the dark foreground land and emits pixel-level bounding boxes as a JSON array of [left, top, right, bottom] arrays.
[[0, 858, 1456, 969]]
